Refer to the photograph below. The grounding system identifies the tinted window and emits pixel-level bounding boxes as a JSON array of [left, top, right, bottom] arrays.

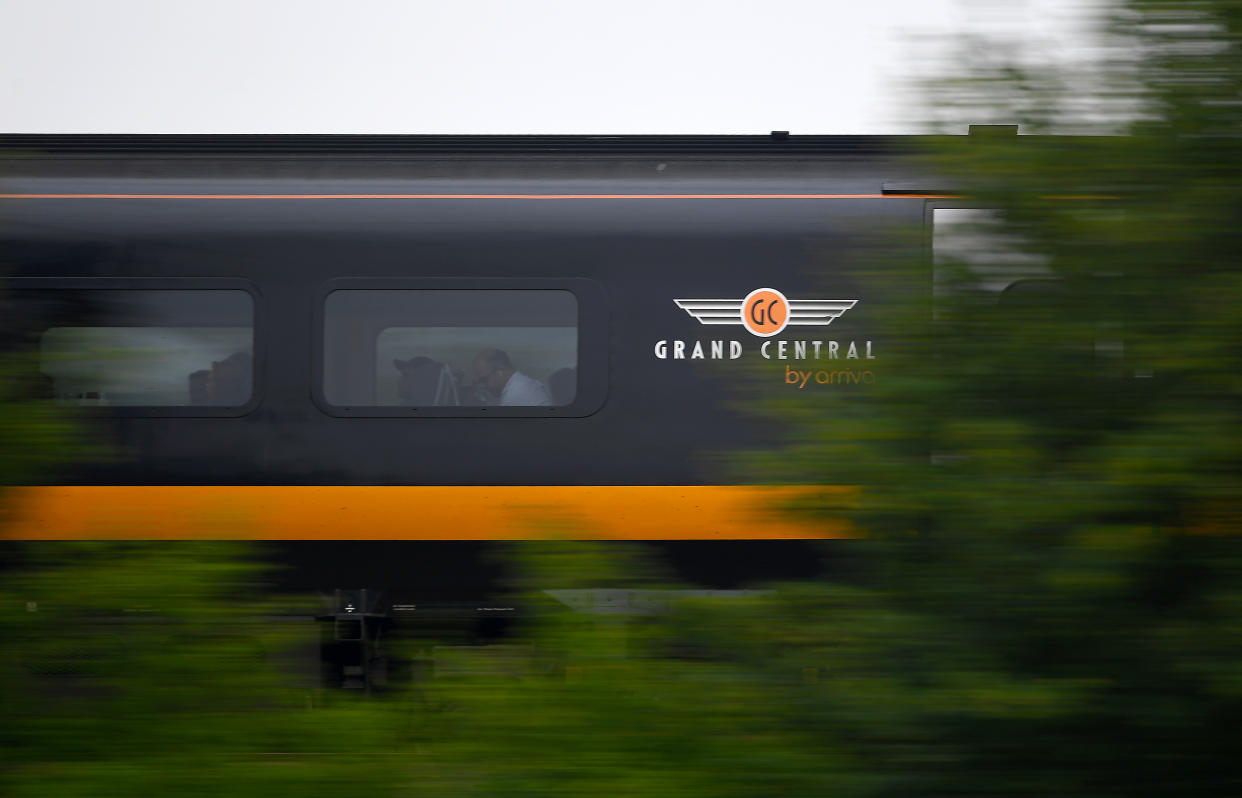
[[322, 290, 578, 408], [4, 289, 254, 407], [932, 208, 1051, 293]]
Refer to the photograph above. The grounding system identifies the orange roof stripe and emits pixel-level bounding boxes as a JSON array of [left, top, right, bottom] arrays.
[[0, 193, 960, 200]]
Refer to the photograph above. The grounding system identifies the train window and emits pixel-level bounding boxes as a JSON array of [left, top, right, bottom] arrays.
[[6, 289, 255, 407], [932, 208, 1052, 305], [322, 290, 579, 410]]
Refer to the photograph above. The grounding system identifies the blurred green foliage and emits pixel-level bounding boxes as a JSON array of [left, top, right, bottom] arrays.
[[1, 544, 434, 797], [741, 1, 1242, 794], [5, 1, 1242, 795], [0, 356, 84, 492]]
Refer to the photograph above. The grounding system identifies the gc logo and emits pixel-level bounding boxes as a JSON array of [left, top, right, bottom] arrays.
[[674, 289, 856, 336], [742, 288, 789, 337]]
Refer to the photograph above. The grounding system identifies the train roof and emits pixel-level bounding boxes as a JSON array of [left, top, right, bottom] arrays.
[[0, 133, 925, 157], [0, 128, 1107, 194]]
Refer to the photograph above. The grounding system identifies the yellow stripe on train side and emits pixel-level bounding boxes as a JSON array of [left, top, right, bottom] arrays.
[[2, 485, 855, 540]]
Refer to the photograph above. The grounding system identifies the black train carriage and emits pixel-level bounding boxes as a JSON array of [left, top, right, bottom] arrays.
[[1, 134, 968, 656]]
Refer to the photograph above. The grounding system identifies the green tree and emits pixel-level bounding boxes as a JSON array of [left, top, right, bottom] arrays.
[[737, 2, 1242, 795]]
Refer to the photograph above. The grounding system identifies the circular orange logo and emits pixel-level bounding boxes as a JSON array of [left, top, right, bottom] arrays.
[[741, 288, 789, 337]]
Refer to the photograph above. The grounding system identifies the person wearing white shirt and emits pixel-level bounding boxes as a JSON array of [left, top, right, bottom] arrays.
[[472, 348, 553, 406]]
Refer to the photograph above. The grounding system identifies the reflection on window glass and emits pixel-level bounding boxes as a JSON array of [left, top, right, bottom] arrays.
[[42, 327, 252, 406], [323, 290, 578, 408], [932, 209, 1051, 293], [12, 290, 254, 407]]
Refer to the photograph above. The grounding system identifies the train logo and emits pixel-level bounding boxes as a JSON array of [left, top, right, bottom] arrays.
[[674, 289, 858, 337]]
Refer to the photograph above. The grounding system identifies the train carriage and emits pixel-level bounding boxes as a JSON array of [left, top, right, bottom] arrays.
[[1, 133, 981, 639]]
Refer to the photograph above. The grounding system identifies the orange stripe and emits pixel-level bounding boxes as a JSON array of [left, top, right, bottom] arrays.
[[2, 485, 854, 540], [0, 193, 958, 200], [0, 193, 1118, 200]]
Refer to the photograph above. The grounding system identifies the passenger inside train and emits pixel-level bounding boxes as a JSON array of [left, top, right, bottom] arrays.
[[323, 288, 578, 409], [471, 348, 552, 407], [392, 348, 559, 407], [394, 356, 460, 406]]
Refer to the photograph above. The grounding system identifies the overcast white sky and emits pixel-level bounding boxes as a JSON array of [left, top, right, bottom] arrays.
[[0, 0, 1107, 134]]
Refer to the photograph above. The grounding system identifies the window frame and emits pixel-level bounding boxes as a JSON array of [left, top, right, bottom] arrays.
[[926, 202, 1060, 291], [925, 200, 972, 320], [925, 202, 1130, 379], [3, 277, 263, 418], [313, 277, 608, 418]]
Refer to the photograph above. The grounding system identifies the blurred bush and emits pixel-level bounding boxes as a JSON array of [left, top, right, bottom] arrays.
[[0, 544, 436, 797], [738, 1, 1242, 795]]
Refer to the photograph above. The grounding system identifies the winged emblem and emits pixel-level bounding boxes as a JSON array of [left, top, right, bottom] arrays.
[[674, 297, 857, 327]]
